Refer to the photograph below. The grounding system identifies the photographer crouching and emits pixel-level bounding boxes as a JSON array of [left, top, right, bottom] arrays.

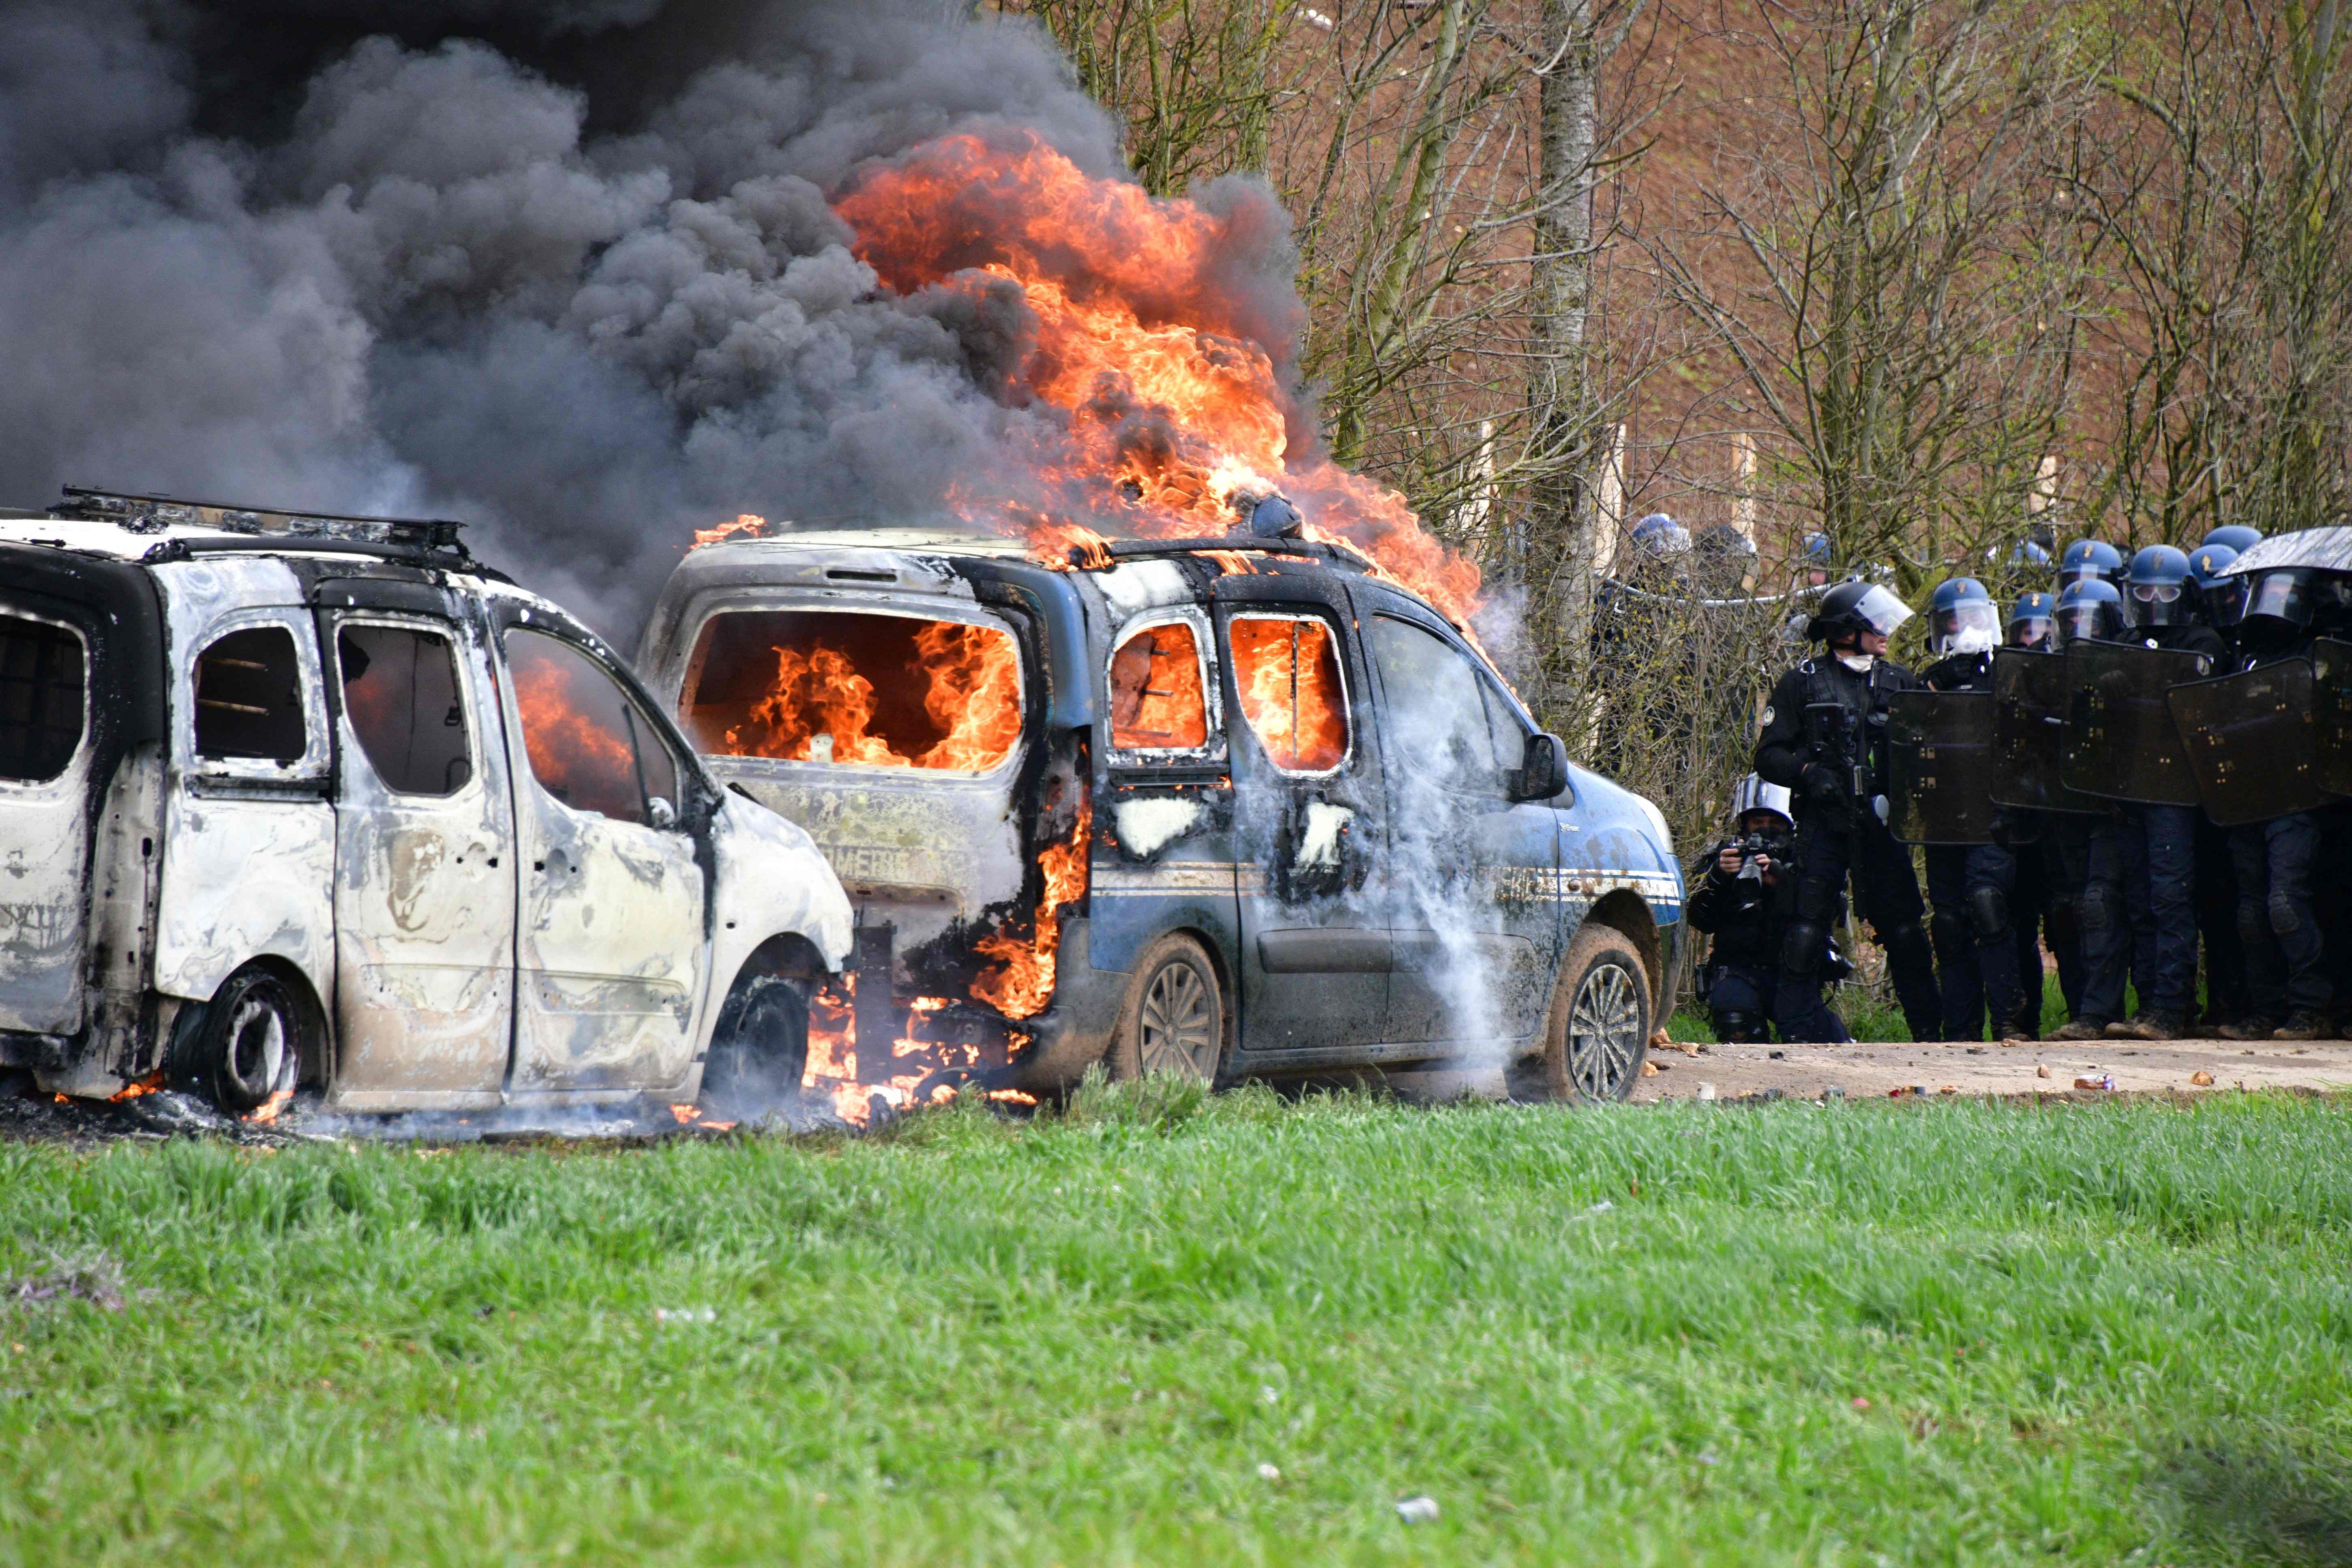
[[1688, 775, 1853, 1043]]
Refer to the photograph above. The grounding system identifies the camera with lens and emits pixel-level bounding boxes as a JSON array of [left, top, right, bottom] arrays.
[[1730, 831, 1790, 881]]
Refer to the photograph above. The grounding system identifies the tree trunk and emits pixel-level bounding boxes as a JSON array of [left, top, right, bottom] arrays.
[[1530, 0, 1600, 719]]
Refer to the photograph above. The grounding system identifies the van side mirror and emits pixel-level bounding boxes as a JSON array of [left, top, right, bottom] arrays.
[[1510, 731, 1572, 803], [647, 795, 678, 829]]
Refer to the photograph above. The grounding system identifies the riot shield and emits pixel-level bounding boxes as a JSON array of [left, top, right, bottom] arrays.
[[2315, 639, 2352, 798], [1888, 689, 1998, 844], [2058, 640, 2214, 806], [2168, 659, 2341, 826], [1990, 649, 2104, 814]]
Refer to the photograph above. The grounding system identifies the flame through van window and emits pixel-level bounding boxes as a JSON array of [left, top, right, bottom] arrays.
[[507, 629, 677, 826], [1227, 614, 1348, 772], [681, 610, 1022, 773], [1108, 622, 1207, 751]]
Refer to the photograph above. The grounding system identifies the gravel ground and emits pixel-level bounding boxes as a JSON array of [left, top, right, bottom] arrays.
[[1632, 1034, 2352, 1103]]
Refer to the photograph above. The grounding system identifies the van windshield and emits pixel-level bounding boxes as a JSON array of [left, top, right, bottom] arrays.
[[681, 609, 1023, 774]]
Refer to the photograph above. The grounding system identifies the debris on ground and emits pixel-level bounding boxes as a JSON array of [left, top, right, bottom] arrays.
[[2191, 1070, 2215, 1086], [1256, 1463, 1281, 1482], [4, 1253, 129, 1312], [1395, 1496, 1440, 1523]]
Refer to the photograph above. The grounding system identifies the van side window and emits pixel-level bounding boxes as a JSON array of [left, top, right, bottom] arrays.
[[0, 614, 86, 783], [1226, 614, 1349, 773], [1480, 678, 1528, 775], [338, 624, 474, 796], [194, 626, 308, 763], [1109, 622, 1208, 751], [1366, 616, 1503, 792], [506, 629, 678, 826]]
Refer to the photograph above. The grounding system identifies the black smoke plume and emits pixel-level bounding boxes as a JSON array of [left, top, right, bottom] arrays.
[[0, 0, 1299, 635]]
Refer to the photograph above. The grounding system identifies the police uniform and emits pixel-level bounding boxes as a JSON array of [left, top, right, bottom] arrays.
[[1753, 653, 1944, 1041], [1919, 647, 2026, 1038], [1685, 831, 1850, 1044]]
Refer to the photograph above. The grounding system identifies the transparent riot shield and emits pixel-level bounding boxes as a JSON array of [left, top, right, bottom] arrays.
[[1990, 649, 2104, 814], [2168, 658, 2341, 826], [2058, 640, 2214, 806], [1888, 689, 1997, 844], [2314, 639, 2352, 798]]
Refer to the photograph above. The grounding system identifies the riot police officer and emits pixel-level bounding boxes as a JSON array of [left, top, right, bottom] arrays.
[[1686, 776, 1851, 1042], [2220, 563, 2346, 1038], [2070, 545, 2230, 1041], [2185, 542, 2252, 1031], [2200, 525, 2263, 555], [2046, 579, 2149, 1040], [2003, 591, 2077, 1030], [1754, 580, 1945, 1041], [1917, 578, 2027, 1039]]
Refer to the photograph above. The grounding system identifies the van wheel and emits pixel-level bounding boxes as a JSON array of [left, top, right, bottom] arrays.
[[1108, 934, 1226, 1085], [701, 972, 811, 1119], [1514, 923, 1650, 1104], [180, 966, 307, 1115]]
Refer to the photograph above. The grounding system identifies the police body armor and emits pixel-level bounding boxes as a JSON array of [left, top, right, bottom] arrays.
[[2317, 638, 2352, 798], [2167, 657, 2345, 826], [1989, 648, 2104, 814], [2058, 640, 2214, 806], [1887, 689, 1997, 844]]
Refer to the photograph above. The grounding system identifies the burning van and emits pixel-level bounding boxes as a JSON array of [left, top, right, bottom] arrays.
[[0, 490, 849, 1118], [639, 524, 1684, 1111]]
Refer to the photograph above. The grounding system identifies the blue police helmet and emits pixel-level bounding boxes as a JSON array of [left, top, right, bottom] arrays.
[[1630, 512, 1692, 558], [2123, 544, 2192, 628], [2008, 591, 2056, 650], [2057, 539, 2123, 585], [2188, 543, 2245, 627], [2200, 525, 2262, 554], [2007, 538, 2052, 567], [2054, 577, 2123, 644], [1926, 577, 1998, 655], [1800, 531, 1833, 564]]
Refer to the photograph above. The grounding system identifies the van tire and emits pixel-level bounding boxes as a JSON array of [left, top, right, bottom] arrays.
[[1107, 933, 1227, 1085], [701, 972, 811, 1120], [1514, 922, 1650, 1104], [178, 965, 308, 1116]]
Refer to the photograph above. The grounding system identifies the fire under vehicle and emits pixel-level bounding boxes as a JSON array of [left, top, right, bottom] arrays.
[[0, 490, 850, 1115], [639, 526, 1684, 1109]]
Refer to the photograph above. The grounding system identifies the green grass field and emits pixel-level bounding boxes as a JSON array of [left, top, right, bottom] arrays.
[[4, 1082, 2349, 1565]]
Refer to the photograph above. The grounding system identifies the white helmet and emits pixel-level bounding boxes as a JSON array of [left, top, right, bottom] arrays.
[[1730, 773, 1792, 826]]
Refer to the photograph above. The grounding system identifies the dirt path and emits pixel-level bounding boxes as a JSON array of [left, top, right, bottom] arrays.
[[1632, 1034, 2352, 1102]]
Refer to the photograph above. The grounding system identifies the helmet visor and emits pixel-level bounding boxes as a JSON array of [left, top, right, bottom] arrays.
[[2007, 613, 2052, 649], [2244, 570, 2315, 628], [1851, 583, 1913, 639], [2201, 579, 2247, 626], [1929, 599, 1999, 654], [2055, 602, 2115, 644], [2126, 579, 2182, 626]]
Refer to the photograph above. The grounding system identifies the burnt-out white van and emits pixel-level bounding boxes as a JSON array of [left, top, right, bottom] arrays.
[[639, 526, 1684, 1108], [0, 490, 849, 1116]]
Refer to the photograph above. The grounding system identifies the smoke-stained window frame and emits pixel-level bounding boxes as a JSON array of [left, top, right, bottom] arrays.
[[182, 611, 331, 788], [331, 613, 480, 801], [1221, 608, 1355, 780], [1103, 607, 1224, 769], [0, 609, 89, 790]]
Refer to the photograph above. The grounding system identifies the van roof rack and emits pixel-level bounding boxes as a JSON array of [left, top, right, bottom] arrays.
[[1081, 534, 1370, 571], [50, 487, 473, 563]]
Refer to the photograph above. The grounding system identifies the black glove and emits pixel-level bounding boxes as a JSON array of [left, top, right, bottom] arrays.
[[1802, 764, 1848, 806]]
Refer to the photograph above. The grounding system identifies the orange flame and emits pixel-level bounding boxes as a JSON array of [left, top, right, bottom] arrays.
[[243, 1088, 293, 1126], [1029, 521, 1115, 571], [508, 641, 642, 815], [798, 982, 982, 1127], [1109, 624, 1207, 750], [693, 513, 769, 549], [108, 1072, 163, 1103], [1229, 616, 1348, 771], [833, 131, 1484, 626], [669, 1104, 737, 1131], [733, 620, 1022, 772], [971, 792, 1092, 1020]]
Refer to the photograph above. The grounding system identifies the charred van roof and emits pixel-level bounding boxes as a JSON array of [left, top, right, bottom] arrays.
[[2, 487, 502, 578]]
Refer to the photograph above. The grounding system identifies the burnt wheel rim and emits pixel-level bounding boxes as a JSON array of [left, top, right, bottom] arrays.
[[227, 996, 290, 1098], [1567, 960, 1643, 1100], [1138, 959, 1217, 1080]]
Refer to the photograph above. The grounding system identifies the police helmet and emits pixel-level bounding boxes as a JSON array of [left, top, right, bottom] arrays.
[[2053, 578, 2123, 645], [2238, 567, 2340, 644], [2200, 525, 2263, 554], [2056, 539, 2124, 587], [1247, 494, 1304, 539], [2123, 544, 2193, 628], [1800, 531, 1833, 565], [2186, 544, 2243, 627], [2005, 538, 2052, 568], [1804, 579, 1913, 644], [1729, 772, 1793, 830], [1926, 577, 1999, 656], [2007, 590, 2056, 650], [1630, 513, 1693, 559]]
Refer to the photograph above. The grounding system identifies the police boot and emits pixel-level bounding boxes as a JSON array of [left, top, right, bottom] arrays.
[[2106, 1012, 2187, 1042], [2219, 1017, 2277, 1041], [2049, 1017, 2106, 1042], [2274, 1012, 2333, 1042]]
